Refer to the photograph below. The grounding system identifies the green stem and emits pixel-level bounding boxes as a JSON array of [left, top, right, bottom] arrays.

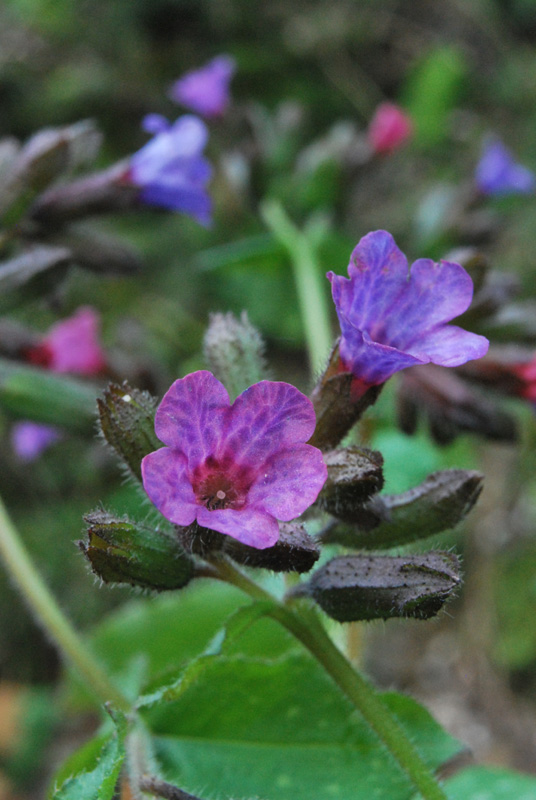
[[260, 200, 333, 376], [213, 558, 447, 800], [0, 494, 131, 713]]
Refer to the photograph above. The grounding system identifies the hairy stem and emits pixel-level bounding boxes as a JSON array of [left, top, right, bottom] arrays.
[[0, 494, 130, 713], [212, 557, 448, 800]]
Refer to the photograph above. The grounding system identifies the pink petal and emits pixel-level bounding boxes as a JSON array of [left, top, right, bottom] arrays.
[[141, 447, 198, 526], [196, 506, 279, 549], [248, 444, 328, 520], [222, 381, 318, 467], [154, 371, 230, 467], [45, 307, 105, 375]]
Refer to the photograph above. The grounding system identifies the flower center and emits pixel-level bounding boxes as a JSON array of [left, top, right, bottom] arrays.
[[193, 457, 252, 512]]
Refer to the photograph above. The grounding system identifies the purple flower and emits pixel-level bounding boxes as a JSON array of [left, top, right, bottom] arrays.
[[128, 115, 212, 225], [11, 421, 63, 462], [141, 371, 327, 549], [169, 55, 236, 118], [328, 230, 489, 395], [475, 137, 535, 196]]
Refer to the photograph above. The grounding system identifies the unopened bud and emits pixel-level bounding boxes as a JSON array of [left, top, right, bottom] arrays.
[[203, 312, 268, 400], [81, 510, 194, 590], [317, 446, 383, 520], [303, 552, 461, 622], [224, 522, 320, 573], [321, 469, 483, 550], [97, 382, 160, 481]]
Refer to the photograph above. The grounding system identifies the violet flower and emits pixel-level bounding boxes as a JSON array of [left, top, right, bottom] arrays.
[[475, 137, 535, 196], [11, 421, 63, 462], [26, 306, 106, 375], [328, 230, 489, 396], [128, 115, 212, 225], [141, 371, 327, 549], [169, 55, 236, 118], [367, 103, 412, 155]]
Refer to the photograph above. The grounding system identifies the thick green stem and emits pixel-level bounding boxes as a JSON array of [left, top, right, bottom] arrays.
[[0, 494, 131, 713], [260, 200, 332, 376], [213, 558, 447, 800]]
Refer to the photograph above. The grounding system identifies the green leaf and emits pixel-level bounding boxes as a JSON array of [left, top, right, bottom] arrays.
[[0, 358, 97, 431], [147, 653, 462, 800], [49, 720, 126, 800], [443, 766, 536, 799]]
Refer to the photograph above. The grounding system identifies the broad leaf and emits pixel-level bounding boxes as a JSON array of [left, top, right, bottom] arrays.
[[147, 652, 462, 800], [443, 766, 536, 799]]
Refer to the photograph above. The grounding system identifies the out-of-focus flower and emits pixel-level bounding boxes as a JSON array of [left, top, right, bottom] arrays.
[[475, 137, 535, 196], [169, 55, 236, 118], [367, 103, 413, 155], [25, 306, 106, 375], [11, 421, 63, 462], [128, 115, 212, 225], [141, 371, 327, 549], [328, 230, 489, 397], [513, 357, 536, 402]]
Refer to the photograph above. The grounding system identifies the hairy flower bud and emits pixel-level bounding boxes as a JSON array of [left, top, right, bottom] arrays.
[[81, 510, 194, 590], [317, 446, 384, 519], [302, 552, 461, 622], [203, 311, 268, 400]]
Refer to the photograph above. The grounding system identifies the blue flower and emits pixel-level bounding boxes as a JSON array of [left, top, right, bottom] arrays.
[[129, 115, 212, 225], [475, 137, 535, 197]]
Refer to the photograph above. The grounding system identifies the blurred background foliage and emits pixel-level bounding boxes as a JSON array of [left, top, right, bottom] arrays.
[[2, 0, 536, 795]]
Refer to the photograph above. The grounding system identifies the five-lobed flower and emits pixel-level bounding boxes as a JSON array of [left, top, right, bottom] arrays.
[[328, 230, 489, 397], [141, 371, 327, 549]]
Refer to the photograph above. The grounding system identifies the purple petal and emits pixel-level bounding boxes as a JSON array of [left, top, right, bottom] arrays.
[[383, 259, 475, 348], [408, 325, 489, 367], [11, 422, 62, 461], [222, 381, 318, 467], [141, 114, 171, 135], [339, 327, 425, 385], [476, 138, 535, 196], [154, 371, 230, 468], [141, 447, 198, 526], [329, 231, 409, 335], [196, 506, 279, 548], [248, 444, 328, 520], [169, 55, 236, 118]]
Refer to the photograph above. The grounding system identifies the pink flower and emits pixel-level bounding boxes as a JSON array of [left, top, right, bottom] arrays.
[[328, 231, 489, 396], [141, 371, 327, 549], [168, 55, 236, 118], [367, 103, 413, 155], [26, 307, 106, 375]]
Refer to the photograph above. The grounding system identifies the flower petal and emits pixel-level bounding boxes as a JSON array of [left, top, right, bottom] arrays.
[[141, 447, 198, 526], [339, 323, 425, 385], [383, 259, 475, 348], [408, 325, 489, 367], [248, 444, 328, 520], [154, 371, 230, 466], [196, 506, 279, 548], [221, 381, 318, 466]]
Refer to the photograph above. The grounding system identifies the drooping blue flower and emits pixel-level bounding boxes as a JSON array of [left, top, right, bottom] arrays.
[[169, 55, 236, 118], [328, 230, 489, 396], [142, 371, 327, 549], [129, 115, 212, 225], [475, 137, 535, 197]]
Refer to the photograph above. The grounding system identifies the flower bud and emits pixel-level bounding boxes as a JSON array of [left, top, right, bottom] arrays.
[[321, 469, 483, 550], [81, 510, 194, 590], [97, 382, 161, 481], [303, 552, 461, 622], [317, 446, 384, 520], [203, 312, 268, 400], [223, 522, 320, 573]]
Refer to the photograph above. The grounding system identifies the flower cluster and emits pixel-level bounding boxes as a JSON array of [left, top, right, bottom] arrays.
[[141, 371, 327, 549], [328, 230, 489, 396]]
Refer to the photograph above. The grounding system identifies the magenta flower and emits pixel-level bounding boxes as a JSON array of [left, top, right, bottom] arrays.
[[141, 371, 327, 549], [128, 115, 212, 225], [169, 55, 236, 118], [11, 421, 63, 462], [26, 306, 106, 375], [367, 103, 412, 155], [475, 137, 535, 196], [328, 231, 489, 395]]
